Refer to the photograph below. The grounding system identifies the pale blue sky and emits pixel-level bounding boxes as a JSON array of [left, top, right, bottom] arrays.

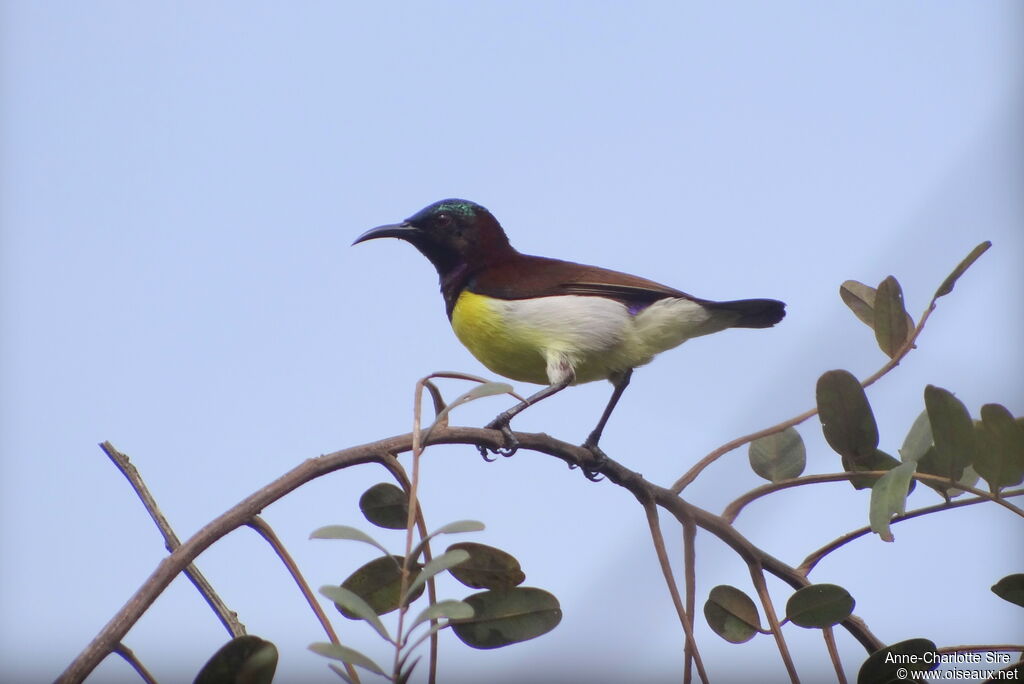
[[2, 2, 1022, 682]]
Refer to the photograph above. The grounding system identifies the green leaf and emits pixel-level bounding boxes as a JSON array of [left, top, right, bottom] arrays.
[[899, 410, 933, 464], [839, 280, 877, 329], [934, 240, 991, 299], [842, 450, 903, 490], [873, 276, 912, 358], [703, 585, 761, 644], [310, 525, 391, 557], [451, 587, 562, 649], [410, 599, 475, 631], [446, 542, 527, 590], [748, 428, 806, 482], [869, 461, 917, 542], [430, 382, 514, 429], [945, 464, 980, 499], [337, 555, 423, 618], [922, 385, 974, 484], [973, 404, 1024, 490], [359, 483, 409, 530], [309, 642, 384, 676], [319, 585, 391, 642], [408, 519, 485, 562], [857, 638, 938, 684], [405, 549, 470, 600], [991, 574, 1024, 608], [816, 370, 879, 464], [786, 584, 855, 628], [194, 635, 278, 684]]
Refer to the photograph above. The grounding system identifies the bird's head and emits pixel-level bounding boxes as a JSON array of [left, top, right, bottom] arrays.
[[354, 199, 514, 275]]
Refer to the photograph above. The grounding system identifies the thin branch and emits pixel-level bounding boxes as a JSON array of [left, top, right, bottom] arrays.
[[681, 517, 697, 684], [935, 644, 1024, 655], [641, 501, 709, 684], [111, 643, 158, 684], [672, 266, 947, 494], [749, 564, 800, 683], [244, 517, 358, 683], [380, 454, 439, 684], [822, 628, 847, 684], [798, 487, 1024, 576], [723, 472, 1024, 524], [99, 441, 245, 638], [60, 428, 885, 683]]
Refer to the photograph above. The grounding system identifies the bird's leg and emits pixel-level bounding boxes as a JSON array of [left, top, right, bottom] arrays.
[[580, 368, 633, 479], [478, 375, 573, 459]]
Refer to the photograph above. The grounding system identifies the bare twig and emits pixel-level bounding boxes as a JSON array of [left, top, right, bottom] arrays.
[[641, 501, 709, 684], [822, 628, 847, 684], [100, 441, 244, 638], [681, 517, 697, 684], [60, 428, 885, 683], [671, 244, 972, 494], [379, 453, 439, 684], [935, 645, 1024, 655], [798, 487, 1024, 576], [749, 565, 800, 683], [723, 474, 1024, 525], [111, 643, 158, 684], [244, 517, 358, 683]]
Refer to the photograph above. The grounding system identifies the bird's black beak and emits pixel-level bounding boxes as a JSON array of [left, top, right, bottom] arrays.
[[352, 222, 420, 246]]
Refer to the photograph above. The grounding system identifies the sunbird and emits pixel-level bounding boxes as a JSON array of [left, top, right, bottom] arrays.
[[355, 199, 785, 472]]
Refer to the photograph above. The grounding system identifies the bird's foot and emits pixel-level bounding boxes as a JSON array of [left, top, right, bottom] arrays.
[[578, 440, 608, 482], [477, 416, 519, 460]]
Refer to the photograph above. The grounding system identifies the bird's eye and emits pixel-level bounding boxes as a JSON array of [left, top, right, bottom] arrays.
[[435, 213, 453, 229]]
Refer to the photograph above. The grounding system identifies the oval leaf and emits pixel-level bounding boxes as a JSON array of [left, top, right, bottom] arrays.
[[411, 599, 475, 631], [991, 574, 1024, 608], [748, 427, 806, 482], [923, 385, 974, 483], [309, 642, 384, 676], [840, 280, 877, 329], [703, 585, 761, 644], [899, 410, 933, 464], [973, 404, 1024, 490], [408, 519, 485, 562], [446, 542, 526, 590], [194, 635, 278, 684], [338, 555, 422, 618], [359, 483, 409, 530], [310, 525, 391, 556], [816, 370, 879, 463], [405, 549, 470, 600], [319, 585, 391, 642], [786, 584, 855, 629], [934, 240, 991, 299], [873, 276, 912, 358], [451, 587, 562, 649], [858, 638, 938, 684], [431, 382, 514, 428], [869, 461, 917, 542], [842, 449, 905, 490]]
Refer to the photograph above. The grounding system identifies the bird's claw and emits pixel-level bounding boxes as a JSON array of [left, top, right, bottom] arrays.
[[579, 441, 608, 481], [477, 419, 519, 460]]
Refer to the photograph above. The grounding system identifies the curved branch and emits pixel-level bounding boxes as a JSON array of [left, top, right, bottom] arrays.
[[724, 473, 1024, 524], [798, 487, 1024, 576], [59, 428, 883, 683], [671, 261, 950, 494]]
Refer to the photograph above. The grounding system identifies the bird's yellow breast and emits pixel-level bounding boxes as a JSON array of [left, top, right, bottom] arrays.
[[450, 290, 551, 384]]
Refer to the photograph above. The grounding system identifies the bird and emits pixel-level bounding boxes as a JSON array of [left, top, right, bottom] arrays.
[[354, 198, 785, 475]]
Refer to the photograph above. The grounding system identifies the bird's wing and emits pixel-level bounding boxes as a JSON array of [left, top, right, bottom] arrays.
[[471, 254, 701, 305]]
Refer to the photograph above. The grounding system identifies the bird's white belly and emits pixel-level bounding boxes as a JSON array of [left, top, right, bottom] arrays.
[[452, 292, 714, 385]]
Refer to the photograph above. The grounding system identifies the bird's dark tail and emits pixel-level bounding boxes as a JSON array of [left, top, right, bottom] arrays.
[[709, 298, 786, 328]]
